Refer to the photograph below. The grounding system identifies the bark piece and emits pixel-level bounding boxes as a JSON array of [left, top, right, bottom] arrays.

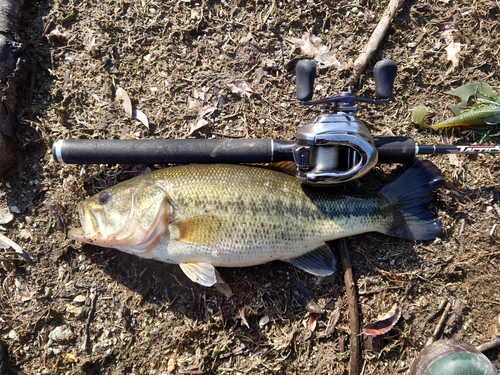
[[0, 0, 29, 177]]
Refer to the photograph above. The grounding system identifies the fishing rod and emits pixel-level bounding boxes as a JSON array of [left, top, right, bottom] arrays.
[[52, 59, 500, 185]]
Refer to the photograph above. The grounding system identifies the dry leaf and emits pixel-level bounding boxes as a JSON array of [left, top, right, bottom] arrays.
[[192, 86, 210, 101], [227, 80, 256, 98], [448, 153, 460, 167], [324, 307, 341, 337], [314, 53, 343, 69], [239, 307, 250, 329], [115, 86, 133, 117], [362, 303, 402, 336], [445, 41, 461, 70], [188, 118, 208, 134], [167, 356, 177, 373], [0, 232, 33, 261], [187, 96, 201, 109], [15, 278, 32, 301], [285, 32, 329, 57], [132, 108, 149, 129], [48, 325, 74, 342], [293, 284, 324, 314], [187, 103, 217, 135], [441, 26, 460, 74], [308, 313, 321, 333]]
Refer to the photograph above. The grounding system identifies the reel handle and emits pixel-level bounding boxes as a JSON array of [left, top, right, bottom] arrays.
[[373, 59, 397, 99], [296, 60, 316, 101]]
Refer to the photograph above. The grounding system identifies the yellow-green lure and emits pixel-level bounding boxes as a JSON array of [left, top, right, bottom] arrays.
[[417, 103, 500, 130], [412, 82, 500, 130]]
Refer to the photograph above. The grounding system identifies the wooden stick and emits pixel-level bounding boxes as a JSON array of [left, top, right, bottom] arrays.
[[82, 291, 98, 352], [426, 301, 451, 346], [476, 337, 500, 353], [338, 238, 361, 375], [348, 0, 404, 88]]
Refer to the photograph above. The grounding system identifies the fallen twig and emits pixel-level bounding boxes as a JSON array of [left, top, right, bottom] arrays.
[[476, 337, 500, 353], [444, 299, 465, 335], [81, 291, 98, 352], [426, 297, 449, 323], [427, 300, 451, 345], [338, 238, 361, 375], [348, 0, 404, 88]]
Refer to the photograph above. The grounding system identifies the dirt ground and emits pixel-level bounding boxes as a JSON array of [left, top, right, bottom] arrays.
[[1, 0, 500, 374]]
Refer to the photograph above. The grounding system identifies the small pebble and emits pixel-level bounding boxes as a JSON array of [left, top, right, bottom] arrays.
[[0, 208, 13, 224], [258, 316, 270, 328]]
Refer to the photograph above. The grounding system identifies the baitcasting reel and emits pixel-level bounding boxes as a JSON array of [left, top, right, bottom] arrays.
[[293, 59, 397, 184]]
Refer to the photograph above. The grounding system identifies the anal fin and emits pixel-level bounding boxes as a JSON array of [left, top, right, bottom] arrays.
[[283, 244, 337, 277]]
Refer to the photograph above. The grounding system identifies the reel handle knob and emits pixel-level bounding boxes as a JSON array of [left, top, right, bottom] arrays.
[[296, 60, 316, 101], [374, 59, 397, 99]]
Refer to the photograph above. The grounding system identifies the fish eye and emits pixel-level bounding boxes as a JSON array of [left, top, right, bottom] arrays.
[[98, 192, 110, 205]]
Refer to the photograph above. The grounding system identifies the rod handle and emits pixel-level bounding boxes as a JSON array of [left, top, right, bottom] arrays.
[[52, 139, 294, 165]]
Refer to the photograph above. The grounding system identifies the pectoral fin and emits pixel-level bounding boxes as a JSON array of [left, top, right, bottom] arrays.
[[179, 262, 233, 296], [179, 262, 218, 286], [171, 216, 226, 245], [283, 244, 337, 277]]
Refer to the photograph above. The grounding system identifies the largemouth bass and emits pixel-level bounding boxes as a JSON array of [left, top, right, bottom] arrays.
[[69, 161, 443, 290]]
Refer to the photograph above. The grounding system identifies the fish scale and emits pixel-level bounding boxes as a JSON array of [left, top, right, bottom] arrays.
[[70, 161, 443, 291]]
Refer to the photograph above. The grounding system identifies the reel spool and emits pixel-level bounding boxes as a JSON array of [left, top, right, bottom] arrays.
[[294, 59, 397, 184]]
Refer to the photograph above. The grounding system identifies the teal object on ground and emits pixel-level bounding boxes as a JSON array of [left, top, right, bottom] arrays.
[[410, 339, 497, 375]]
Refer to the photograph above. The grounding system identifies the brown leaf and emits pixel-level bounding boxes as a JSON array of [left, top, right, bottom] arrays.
[[188, 118, 208, 135], [227, 80, 256, 98], [293, 284, 324, 314], [187, 103, 217, 135], [187, 97, 201, 109], [285, 32, 329, 57], [324, 307, 341, 337], [15, 278, 32, 301], [115, 86, 133, 117], [362, 303, 402, 336], [238, 307, 250, 329], [445, 41, 461, 70], [132, 108, 149, 129], [308, 313, 321, 333], [0, 232, 33, 261], [192, 86, 210, 101], [167, 356, 177, 373]]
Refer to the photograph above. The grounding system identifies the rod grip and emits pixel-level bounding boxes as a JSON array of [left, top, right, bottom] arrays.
[[52, 139, 294, 165]]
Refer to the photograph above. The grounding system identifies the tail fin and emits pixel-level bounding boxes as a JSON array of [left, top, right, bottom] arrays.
[[380, 160, 444, 240]]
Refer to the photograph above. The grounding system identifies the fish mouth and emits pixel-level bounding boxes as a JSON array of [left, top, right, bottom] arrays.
[[69, 200, 170, 255], [68, 227, 87, 242], [68, 203, 103, 244]]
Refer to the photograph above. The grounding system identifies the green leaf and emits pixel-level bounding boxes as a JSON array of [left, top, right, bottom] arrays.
[[445, 82, 500, 116]]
